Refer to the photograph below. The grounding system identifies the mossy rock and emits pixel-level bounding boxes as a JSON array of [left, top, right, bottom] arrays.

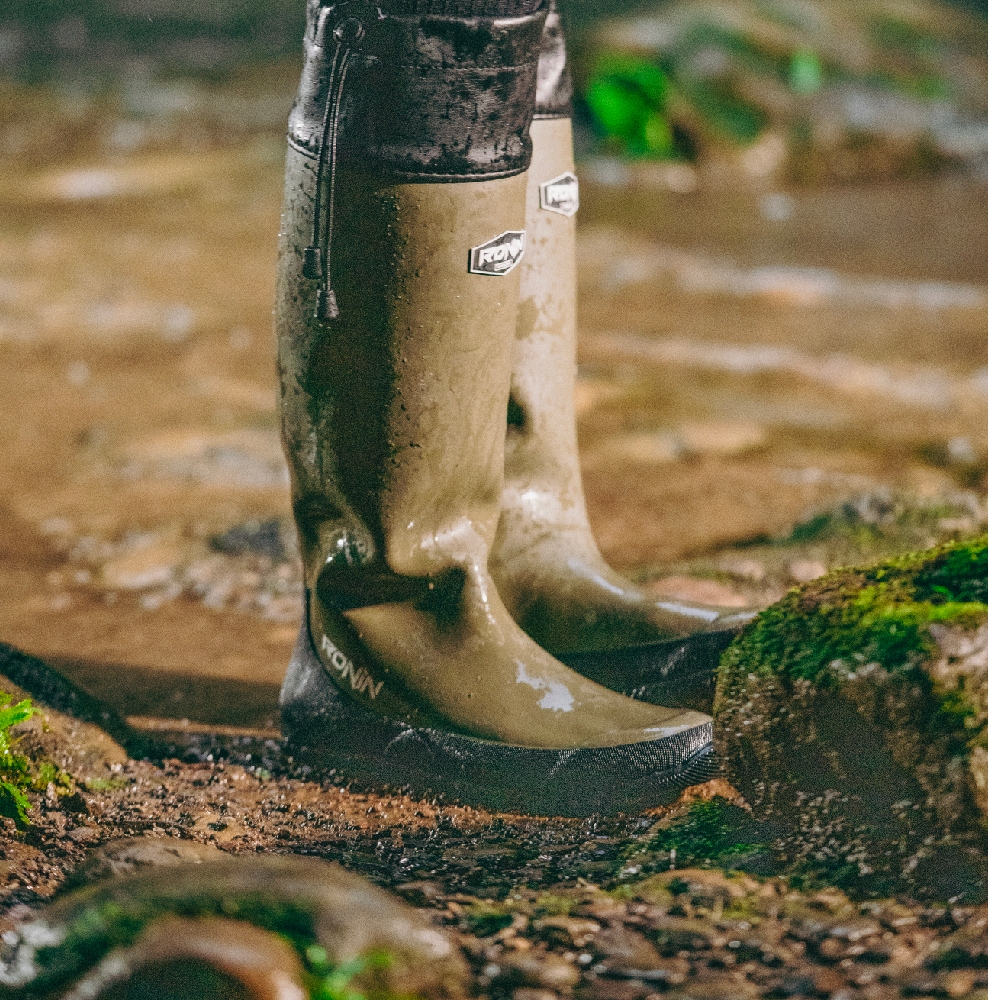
[[713, 537, 986, 900], [0, 855, 469, 999]]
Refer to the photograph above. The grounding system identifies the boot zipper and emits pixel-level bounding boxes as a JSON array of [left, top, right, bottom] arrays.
[[304, 2, 382, 322]]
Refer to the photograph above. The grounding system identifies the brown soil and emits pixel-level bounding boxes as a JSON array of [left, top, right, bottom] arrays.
[[0, 756, 988, 1000]]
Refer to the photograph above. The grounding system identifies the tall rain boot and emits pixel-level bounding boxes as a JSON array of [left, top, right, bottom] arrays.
[[490, 7, 750, 708], [276, 0, 716, 816]]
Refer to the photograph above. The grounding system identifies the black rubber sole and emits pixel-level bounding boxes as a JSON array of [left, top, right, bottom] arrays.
[[280, 622, 718, 817], [560, 627, 741, 716]]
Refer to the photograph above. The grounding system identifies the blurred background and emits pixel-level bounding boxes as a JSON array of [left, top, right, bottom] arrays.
[[0, 1, 986, 738]]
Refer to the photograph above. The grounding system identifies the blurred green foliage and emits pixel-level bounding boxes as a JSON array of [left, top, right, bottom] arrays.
[[585, 56, 675, 157], [787, 49, 823, 94], [578, 0, 983, 168], [0, 691, 74, 827]]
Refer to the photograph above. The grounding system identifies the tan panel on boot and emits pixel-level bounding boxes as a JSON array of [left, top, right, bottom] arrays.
[[276, 151, 709, 750], [492, 118, 736, 654]]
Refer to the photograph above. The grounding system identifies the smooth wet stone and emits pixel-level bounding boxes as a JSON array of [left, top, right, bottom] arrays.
[[713, 537, 987, 899], [56, 915, 308, 1000], [0, 855, 470, 998], [65, 836, 226, 889]]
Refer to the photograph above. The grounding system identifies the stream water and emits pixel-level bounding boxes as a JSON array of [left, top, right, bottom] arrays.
[[0, 66, 986, 749]]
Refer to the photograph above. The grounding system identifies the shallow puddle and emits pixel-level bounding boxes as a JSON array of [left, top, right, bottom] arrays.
[[0, 74, 986, 749]]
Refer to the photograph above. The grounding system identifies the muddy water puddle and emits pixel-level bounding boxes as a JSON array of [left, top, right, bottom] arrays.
[[0, 81, 988, 1000], [0, 76, 986, 752]]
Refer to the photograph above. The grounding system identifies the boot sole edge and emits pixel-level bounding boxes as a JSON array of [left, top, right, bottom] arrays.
[[280, 620, 719, 817]]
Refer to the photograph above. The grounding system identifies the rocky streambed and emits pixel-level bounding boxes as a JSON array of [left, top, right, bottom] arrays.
[[0, 537, 987, 999]]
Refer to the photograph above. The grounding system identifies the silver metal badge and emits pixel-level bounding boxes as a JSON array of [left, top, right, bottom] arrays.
[[469, 230, 526, 275], [540, 171, 579, 217]]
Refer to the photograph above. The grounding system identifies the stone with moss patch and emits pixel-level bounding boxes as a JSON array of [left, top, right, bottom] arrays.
[[0, 691, 79, 828], [713, 536, 986, 900], [0, 855, 468, 999]]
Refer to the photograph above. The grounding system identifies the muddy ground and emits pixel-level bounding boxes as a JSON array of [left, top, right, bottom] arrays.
[[0, 63, 987, 999]]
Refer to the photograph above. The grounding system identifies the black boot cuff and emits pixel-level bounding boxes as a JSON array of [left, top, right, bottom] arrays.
[[288, 0, 547, 180], [380, 0, 544, 16]]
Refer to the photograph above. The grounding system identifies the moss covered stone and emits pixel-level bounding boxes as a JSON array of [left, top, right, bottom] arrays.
[[713, 537, 987, 900], [0, 856, 468, 999]]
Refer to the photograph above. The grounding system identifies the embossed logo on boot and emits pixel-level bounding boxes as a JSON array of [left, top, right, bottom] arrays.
[[540, 171, 579, 217], [320, 633, 384, 700], [469, 231, 526, 275]]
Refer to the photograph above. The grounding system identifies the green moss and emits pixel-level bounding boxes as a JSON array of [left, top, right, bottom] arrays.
[[788, 49, 823, 94], [717, 536, 987, 692], [83, 776, 129, 792], [913, 536, 987, 604], [644, 798, 771, 872], [532, 893, 575, 917], [0, 691, 74, 827], [304, 946, 398, 1000], [463, 902, 515, 937]]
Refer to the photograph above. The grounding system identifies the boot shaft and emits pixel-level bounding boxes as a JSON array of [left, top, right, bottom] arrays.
[[276, 0, 547, 600]]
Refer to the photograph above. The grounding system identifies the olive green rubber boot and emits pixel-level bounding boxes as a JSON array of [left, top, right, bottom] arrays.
[[276, 2, 713, 813], [279, 161, 708, 750], [490, 19, 751, 656]]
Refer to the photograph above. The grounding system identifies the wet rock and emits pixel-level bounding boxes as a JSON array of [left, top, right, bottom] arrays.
[[940, 969, 978, 997], [671, 970, 760, 998], [53, 915, 308, 1000], [211, 518, 294, 561], [590, 923, 665, 971], [99, 536, 186, 590], [512, 990, 562, 1000], [713, 537, 987, 899], [645, 917, 714, 957], [925, 921, 988, 971], [397, 880, 448, 906], [925, 623, 988, 816], [493, 952, 581, 993], [64, 835, 226, 888], [0, 855, 469, 998], [578, 979, 648, 1000], [632, 868, 750, 911], [533, 916, 601, 950]]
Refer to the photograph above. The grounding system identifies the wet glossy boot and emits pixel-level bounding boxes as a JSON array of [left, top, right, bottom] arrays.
[[491, 8, 751, 666], [276, 0, 715, 815]]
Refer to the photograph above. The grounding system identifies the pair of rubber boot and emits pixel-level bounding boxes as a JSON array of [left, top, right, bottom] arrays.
[[276, 0, 746, 815]]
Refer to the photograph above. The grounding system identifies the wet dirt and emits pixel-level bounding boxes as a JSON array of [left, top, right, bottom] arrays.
[[0, 70, 987, 998], [1, 756, 988, 999]]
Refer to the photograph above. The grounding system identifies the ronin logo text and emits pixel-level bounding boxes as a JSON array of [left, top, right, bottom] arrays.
[[469, 230, 526, 275], [540, 171, 579, 217], [320, 634, 384, 700]]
